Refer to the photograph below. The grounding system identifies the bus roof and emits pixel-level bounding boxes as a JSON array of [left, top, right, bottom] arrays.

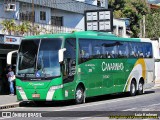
[[24, 31, 151, 42]]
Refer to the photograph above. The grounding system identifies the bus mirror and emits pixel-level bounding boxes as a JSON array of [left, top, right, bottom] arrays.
[[58, 48, 66, 63], [7, 50, 18, 65]]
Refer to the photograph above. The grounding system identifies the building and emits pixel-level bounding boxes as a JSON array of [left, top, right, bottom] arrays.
[[0, 0, 127, 36], [0, 0, 108, 34], [113, 19, 129, 38]]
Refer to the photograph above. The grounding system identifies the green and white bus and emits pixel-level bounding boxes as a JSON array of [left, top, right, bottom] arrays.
[[8, 31, 155, 104]]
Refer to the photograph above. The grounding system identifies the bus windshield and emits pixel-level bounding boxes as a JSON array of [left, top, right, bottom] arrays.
[[17, 39, 62, 78]]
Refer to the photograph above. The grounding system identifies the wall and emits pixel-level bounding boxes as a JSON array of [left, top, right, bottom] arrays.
[[152, 40, 160, 81], [34, 7, 51, 24], [0, 0, 20, 19], [19, 3, 51, 24], [113, 19, 127, 38], [51, 9, 84, 30]]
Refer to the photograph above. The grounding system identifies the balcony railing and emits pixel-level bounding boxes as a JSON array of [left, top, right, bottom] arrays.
[[0, 18, 82, 36]]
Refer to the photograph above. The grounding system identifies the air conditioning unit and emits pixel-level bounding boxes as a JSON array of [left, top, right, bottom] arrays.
[[4, 3, 16, 11]]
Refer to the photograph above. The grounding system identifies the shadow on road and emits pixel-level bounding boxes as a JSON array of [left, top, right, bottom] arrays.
[[19, 90, 155, 107], [144, 90, 155, 94]]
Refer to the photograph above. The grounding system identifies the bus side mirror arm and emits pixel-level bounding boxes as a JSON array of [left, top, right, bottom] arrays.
[[7, 50, 18, 65], [58, 48, 66, 63]]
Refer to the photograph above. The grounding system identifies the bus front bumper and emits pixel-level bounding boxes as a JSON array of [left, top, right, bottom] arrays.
[[16, 85, 64, 101]]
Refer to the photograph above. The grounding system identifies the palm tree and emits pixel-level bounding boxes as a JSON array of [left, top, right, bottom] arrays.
[[1, 19, 16, 35], [17, 21, 31, 35]]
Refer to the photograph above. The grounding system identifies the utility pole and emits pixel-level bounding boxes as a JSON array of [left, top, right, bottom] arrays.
[[143, 15, 146, 38], [32, 0, 34, 35], [140, 19, 142, 38]]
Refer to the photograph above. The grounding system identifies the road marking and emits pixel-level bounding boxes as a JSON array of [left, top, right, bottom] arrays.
[[123, 102, 160, 111], [78, 117, 92, 120]]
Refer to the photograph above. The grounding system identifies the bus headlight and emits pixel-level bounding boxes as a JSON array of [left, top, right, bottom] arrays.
[[16, 86, 23, 92], [49, 85, 63, 92]]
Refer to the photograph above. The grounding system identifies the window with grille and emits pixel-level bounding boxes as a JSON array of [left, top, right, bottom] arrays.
[[40, 11, 46, 21], [19, 11, 35, 22], [51, 16, 63, 26]]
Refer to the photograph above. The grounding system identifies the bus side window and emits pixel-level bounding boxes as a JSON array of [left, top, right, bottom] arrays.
[[79, 39, 92, 63], [137, 43, 144, 58], [102, 41, 117, 59], [117, 42, 129, 58], [129, 42, 137, 58], [145, 43, 153, 58]]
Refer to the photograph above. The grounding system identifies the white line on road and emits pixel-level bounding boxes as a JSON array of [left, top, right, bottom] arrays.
[[78, 117, 92, 120], [122, 102, 160, 111]]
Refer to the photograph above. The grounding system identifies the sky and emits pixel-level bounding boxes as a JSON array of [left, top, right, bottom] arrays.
[[148, 0, 160, 4]]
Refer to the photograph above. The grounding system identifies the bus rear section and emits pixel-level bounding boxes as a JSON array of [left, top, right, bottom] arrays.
[[77, 37, 155, 97]]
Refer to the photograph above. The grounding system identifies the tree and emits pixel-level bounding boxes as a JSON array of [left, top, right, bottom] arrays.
[[1, 19, 16, 35], [17, 21, 31, 35], [146, 9, 160, 39], [108, 0, 149, 37], [108, 0, 126, 18]]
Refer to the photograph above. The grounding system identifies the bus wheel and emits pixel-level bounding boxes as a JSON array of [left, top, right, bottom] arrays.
[[75, 86, 84, 104], [130, 81, 136, 96], [138, 81, 144, 95]]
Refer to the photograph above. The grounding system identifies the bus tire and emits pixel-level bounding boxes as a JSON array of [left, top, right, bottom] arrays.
[[75, 86, 84, 104], [130, 80, 136, 96], [138, 81, 144, 95]]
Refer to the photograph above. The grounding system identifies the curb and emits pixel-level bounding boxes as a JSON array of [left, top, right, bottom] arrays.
[[0, 103, 19, 110]]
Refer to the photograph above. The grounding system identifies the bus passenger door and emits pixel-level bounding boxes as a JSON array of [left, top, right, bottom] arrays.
[[62, 38, 76, 95]]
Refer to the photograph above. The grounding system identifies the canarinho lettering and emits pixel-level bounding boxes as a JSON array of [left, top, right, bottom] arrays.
[[102, 62, 124, 71]]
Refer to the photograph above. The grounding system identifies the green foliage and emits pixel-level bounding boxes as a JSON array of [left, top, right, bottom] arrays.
[[17, 21, 31, 35], [146, 9, 160, 39], [1, 19, 16, 35], [108, 0, 149, 37]]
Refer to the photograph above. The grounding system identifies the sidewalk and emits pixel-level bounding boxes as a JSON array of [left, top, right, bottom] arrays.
[[0, 95, 20, 109]]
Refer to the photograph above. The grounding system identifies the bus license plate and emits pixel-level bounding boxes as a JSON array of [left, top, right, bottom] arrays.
[[32, 94, 40, 98]]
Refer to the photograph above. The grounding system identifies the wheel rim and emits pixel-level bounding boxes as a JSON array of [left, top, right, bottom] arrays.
[[76, 89, 82, 100], [132, 83, 136, 94]]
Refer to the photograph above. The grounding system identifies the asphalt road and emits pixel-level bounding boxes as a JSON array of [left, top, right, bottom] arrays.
[[1, 88, 160, 120]]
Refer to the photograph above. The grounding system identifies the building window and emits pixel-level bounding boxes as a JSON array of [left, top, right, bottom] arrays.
[[97, 0, 101, 6], [20, 11, 35, 22], [113, 26, 116, 35], [51, 16, 63, 26], [118, 27, 123, 37], [40, 11, 46, 21]]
